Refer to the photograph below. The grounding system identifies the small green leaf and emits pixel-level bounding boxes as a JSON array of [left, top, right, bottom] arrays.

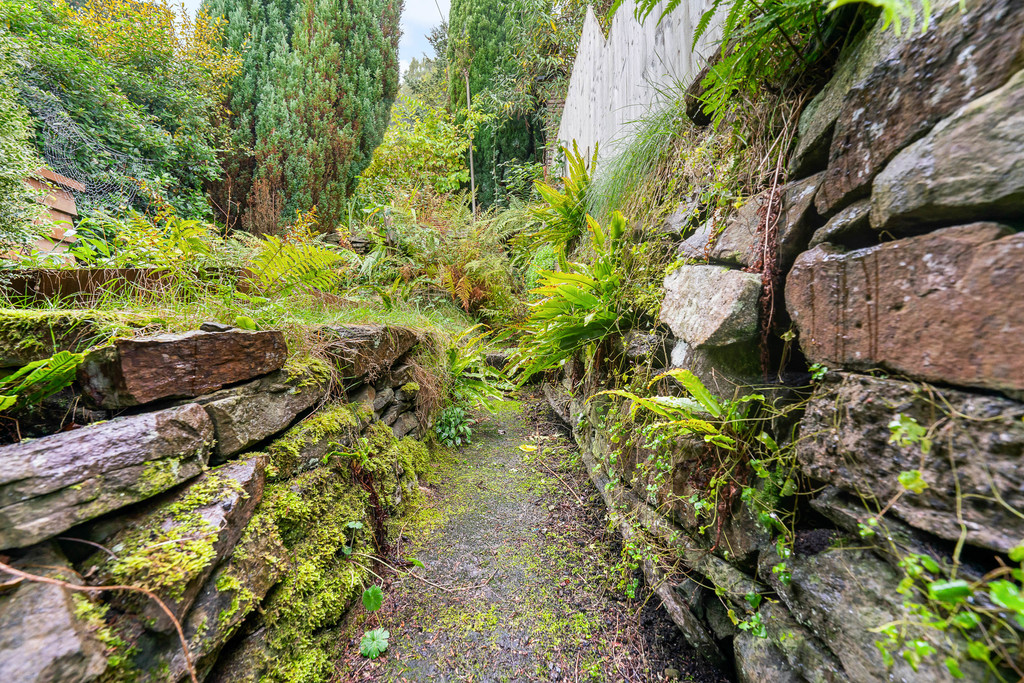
[[360, 628, 389, 658], [234, 315, 258, 330], [927, 580, 970, 604], [1009, 542, 1024, 563], [406, 557, 425, 569], [898, 470, 928, 494], [362, 585, 384, 612]]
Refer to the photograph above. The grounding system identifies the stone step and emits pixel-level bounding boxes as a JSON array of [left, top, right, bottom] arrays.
[[77, 329, 288, 409], [0, 403, 214, 550]]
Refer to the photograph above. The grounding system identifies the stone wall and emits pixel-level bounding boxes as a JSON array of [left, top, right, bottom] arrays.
[[556, 1, 1024, 680], [0, 319, 435, 682], [556, 0, 721, 165]]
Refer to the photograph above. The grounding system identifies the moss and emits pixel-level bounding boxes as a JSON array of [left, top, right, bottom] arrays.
[[265, 403, 360, 480], [135, 457, 185, 498], [283, 356, 332, 388], [400, 381, 420, 393], [0, 308, 131, 366], [71, 594, 137, 679], [101, 468, 245, 598]]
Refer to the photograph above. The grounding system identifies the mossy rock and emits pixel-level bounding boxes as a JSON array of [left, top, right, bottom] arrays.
[[0, 308, 131, 368]]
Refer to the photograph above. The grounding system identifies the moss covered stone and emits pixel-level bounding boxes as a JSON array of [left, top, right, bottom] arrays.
[[264, 402, 362, 480], [0, 308, 130, 368]]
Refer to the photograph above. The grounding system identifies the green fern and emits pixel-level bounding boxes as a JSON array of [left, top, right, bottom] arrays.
[[248, 234, 353, 296], [519, 141, 597, 258], [0, 350, 86, 412]]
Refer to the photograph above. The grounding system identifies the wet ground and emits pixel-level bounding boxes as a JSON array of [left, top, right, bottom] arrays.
[[332, 393, 728, 682]]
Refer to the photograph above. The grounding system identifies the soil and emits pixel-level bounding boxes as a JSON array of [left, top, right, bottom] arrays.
[[331, 392, 730, 683]]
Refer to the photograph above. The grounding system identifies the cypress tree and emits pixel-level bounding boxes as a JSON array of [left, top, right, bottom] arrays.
[[205, 0, 401, 231], [448, 0, 540, 207]]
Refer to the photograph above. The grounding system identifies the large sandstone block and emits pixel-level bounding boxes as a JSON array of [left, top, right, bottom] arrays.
[[661, 266, 761, 347], [315, 324, 418, 380], [797, 373, 1024, 555], [871, 69, 1024, 231], [88, 455, 267, 632], [78, 330, 287, 409], [816, 0, 1024, 214], [190, 362, 331, 460], [0, 404, 213, 550], [0, 544, 107, 682], [786, 223, 1024, 395]]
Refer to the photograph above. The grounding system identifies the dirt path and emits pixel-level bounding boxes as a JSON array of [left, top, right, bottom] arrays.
[[333, 393, 728, 683]]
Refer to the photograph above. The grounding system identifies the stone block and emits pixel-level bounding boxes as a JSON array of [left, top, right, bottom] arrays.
[[669, 340, 762, 399], [88, 455, 267, 632], [0, 404, 213, 550], [735, 632, 803, 683], [786, 223, 1024, 395], [798, 373, 1024, 555], [622, 330, 671, 368], [760, 547, 976, 682], [190, 363, 330, 460], [0, 544, 107, 682], [145, 500, 290, 681], [392, 412, 419, 439], [871, 69, 1024, 231], [77, 330, 287, 409], [264, 403, 367, 479], [788, 10, 907, 178], [316, 324, 418, 380], [808, 199, 870, 249], [372, 386, 394, 412], [661, 266, 761, 347], [816, 0, 1024, 214]]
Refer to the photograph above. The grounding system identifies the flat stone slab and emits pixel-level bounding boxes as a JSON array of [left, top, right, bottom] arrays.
[[0, 404, 214, 550], [89, 455, 267, 633], [190, 363, 331, 459], [0, 544, 107, 682], [661, 266, 761, 348], [0, 308, 128, 368], [316, 324, 418, 380], [871, 69, 1024, 231], [786, 223, 1024, 395], [798, 373, 1024, 555], [78, 330, 287, 409]]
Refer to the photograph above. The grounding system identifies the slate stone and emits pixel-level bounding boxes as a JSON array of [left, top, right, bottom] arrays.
[[199, 321, 236, 333], [78, 330, 288, 409], [372, 386, 394, 412], [798, 373, 1024, 555], [0, 308, 126, 368], [808, 199, 870, 249], [155, 505, 290, 682], [788, 13, 904, 178], [680, 174, 822, 270], [816, 0, 1024, 214], [316, 324, 418, 380], [669, 340, 762, 399], [622, 330, 671, 368], [661, 266, 761, 347], [392, 411, 419, 439], [89, 455, 267, 632], [786, 223, 1024, 395], [189, 365, 330, 460], [760, 547, 978, 682], [871, 69, 1024, 231], [0, 404, 213, 550], [735, 632, 803, 683], [0, 544, 107, 683]]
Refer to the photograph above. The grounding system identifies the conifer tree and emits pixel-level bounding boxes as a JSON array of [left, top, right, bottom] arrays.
[[448, 0, 540, 207], [205, 0, 402, 231]]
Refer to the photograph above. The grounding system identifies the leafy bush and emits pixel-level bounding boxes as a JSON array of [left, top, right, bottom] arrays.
[[514, 212, 642, 383], [434, 405, 474, 447], [0, 22, 41, 247], [519, 142, 596, 257]]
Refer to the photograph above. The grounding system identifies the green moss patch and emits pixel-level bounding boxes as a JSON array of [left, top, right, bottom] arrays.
[[0, 308, 130, 368]]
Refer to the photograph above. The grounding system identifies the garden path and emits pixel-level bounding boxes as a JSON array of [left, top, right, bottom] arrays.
[[332, 393, 728, 683]]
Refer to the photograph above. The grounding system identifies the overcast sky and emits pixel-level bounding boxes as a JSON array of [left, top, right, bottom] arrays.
[[180, 0, 449, 79]]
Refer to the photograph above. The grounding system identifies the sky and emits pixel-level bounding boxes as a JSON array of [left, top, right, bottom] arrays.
[[180, 0, 450, 80]]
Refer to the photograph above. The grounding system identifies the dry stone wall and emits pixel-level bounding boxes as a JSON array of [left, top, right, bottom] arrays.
[[0, 320, 434, 682], [557, 1, 1024, 680]]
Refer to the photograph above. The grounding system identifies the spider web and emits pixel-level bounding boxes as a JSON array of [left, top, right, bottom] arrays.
[[21, 83, 154, 215]]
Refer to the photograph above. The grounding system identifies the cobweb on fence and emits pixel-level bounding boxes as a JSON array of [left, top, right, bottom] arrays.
[[21, 83, 154, 215]]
